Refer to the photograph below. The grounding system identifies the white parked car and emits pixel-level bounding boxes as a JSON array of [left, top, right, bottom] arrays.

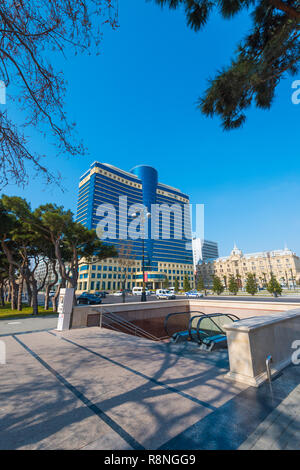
[[113, 291, 123, 296], [185, 290, 204, 298]]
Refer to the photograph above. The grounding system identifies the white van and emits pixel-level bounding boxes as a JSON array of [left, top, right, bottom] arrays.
[[156, 289, 164, 296], [156, 289, 176, 300], [132, 287, 150, 296]]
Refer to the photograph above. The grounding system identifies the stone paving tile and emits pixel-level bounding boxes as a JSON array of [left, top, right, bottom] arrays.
[[280, 419, 300, 450], [0, 336, 142, 450], [156, 358, 300, 450], [20, 330, 215, 449], [59, 328, 247, 410], [2, 326, 299, 450], [79, 431, 134, 450], [0, 315, 58, 336], [239, 384, 300, 450]]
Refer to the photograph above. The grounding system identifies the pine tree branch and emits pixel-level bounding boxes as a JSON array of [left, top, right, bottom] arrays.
[[268, 0, 300, 20]]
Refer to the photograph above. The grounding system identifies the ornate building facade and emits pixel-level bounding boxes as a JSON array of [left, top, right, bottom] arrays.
[[197, 244, 300, 288]]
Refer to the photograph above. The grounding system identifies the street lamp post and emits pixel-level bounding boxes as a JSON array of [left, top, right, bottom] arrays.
[[141, 234, 147, 302], [131, 211, 151, 302]]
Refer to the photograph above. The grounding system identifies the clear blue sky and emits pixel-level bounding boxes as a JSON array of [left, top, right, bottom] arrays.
[[3, 0, 300, 257]]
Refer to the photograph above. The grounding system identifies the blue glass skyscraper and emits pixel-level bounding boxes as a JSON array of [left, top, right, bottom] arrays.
[[76, 162, 194, 291]]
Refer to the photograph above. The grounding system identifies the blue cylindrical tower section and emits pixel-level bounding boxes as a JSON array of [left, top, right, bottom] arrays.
[[131, 165, 158, 269]]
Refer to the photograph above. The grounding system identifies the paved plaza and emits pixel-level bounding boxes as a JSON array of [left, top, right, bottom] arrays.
[[0, 324, 299, 450], [0, 314, 58, 337]]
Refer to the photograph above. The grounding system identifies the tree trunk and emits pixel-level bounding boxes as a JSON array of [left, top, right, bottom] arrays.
[[52, 285, 62, 313], [44, 284, 50, 311], [9, 265, 17, 310], [17, 277, 24, 311], [31, 279, 39, 315], [26, 279, 32, 307], [46, 260, 59, 312], [7, 281, 11, 303], [0, 283, 4, 306], [12, 283, 17, 309], [70, 277, 78, 306]]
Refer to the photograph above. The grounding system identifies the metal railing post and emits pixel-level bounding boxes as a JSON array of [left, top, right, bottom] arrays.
[[266, 355, 272, 384]]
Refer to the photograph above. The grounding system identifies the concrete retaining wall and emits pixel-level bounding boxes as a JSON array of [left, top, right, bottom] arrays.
[[224, 309, 300, 386], [188, 300, 298, 319], [71, 299, 300, 331], [71, 300, 190, 337]]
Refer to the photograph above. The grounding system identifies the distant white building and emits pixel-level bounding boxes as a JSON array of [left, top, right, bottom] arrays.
[[192, 238, 219, 267], [34, 259, 60, 290]]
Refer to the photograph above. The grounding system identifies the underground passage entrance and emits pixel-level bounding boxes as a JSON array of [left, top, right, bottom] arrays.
[[98, 308, 240, 350]]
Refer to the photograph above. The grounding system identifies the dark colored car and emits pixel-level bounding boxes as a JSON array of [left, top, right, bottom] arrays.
[[77, 294, 102, 305], [94, 291, 107, 298]]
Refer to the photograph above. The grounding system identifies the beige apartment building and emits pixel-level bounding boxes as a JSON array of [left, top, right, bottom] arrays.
[[77, 257, 194, 293], [197, 244, 300, 288]]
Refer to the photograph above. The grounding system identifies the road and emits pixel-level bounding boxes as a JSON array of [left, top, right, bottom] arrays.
[[199, 295, 300, 303], [35, 293, 300, 306], [100, 294, 300, 304], [101, 294, 185, 304]]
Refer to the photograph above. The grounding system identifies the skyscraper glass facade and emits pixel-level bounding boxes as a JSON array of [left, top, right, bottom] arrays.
[[76, 162, 194, 291]]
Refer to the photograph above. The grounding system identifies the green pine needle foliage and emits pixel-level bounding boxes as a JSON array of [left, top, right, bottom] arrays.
[[153, 0, 300, 129]]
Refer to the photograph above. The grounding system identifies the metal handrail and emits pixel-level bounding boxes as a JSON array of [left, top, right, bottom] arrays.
[[195, 313, 239, 344], [164, 310, 209, 337], [107, 311, 160, 341], [100, 309, 163, 342], [101, 317, 146, 339], [103, 314, 158, 341], [188, 313, 207, 339], [165, 310, 240, 340], [196, 316, 224, 344], [101, 320, 122, 334], [207, 312, 240, 321], [164, 310, 191, 336]]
